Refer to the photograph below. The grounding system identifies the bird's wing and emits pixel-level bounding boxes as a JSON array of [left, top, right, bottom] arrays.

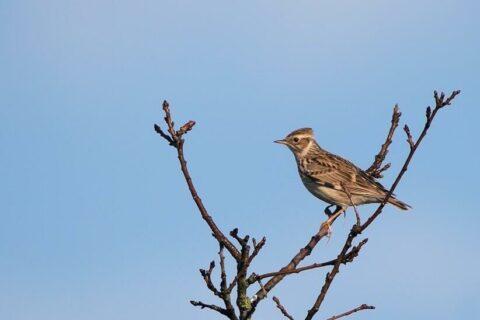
[[305, 152, 385, 197]]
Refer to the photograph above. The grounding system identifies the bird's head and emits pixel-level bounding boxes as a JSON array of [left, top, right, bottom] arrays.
[[275, 128, 315, 156]]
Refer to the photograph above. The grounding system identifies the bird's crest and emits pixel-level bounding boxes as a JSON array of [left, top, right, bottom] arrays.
[[287, 128, 314, 138]]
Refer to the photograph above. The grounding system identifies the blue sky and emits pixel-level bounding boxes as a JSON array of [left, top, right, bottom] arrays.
[[1, 1, 478, 319]]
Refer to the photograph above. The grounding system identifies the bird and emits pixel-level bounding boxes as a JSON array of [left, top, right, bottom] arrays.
[[275, 128, 410, 221]]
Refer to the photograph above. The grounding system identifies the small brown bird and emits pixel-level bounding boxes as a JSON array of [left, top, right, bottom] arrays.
[[275, 128, 410, 219]]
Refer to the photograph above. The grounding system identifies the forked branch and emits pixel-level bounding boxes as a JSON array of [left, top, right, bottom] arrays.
[[361, 89, 460, 231], [366, 105, 401, 178]]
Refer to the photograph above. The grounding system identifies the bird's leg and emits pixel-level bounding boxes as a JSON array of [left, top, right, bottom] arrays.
[[341, 184, 361, 226], [321, 205, 346, 238], [351, 202, 361, 226], [328, 205, 345, 221]]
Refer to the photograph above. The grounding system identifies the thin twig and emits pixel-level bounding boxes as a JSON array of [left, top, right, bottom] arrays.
[[326, 304, 375, 320], [154, 101, 241, 261], [227, 274, 238, 293], [403, 125, 415, 149], [249, 213, 342, 313], [251, 239, 368, 282], [199, 261, 221, 297], [190, 300, 229, 316], [219, 245, 228, 292], [273, 296, 295, 320], [218, 244, 238, 319], [305, 227, 360, 320], [253, 262, 331, 282], [342, 184, 361, 226], [230, 228, 250, 247], [366, 105, 401, 178], [248, 237, 266, 265], [153, 124, 175, 146], [257, 278, 267, 297], [361, 90, 460, 232], [156, 101, 241, 319]]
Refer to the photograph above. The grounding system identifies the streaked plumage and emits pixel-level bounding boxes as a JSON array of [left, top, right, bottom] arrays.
[[275, 128, 410, 214]]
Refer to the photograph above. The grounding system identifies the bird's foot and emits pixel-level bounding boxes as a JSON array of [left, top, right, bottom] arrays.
[[324, 205, 335, 217], [321, 215, 335, 239], [326, 221, 333, 240], [321, 206, 346, 238]]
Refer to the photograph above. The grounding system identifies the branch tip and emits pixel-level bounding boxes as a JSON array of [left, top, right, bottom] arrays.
[[426, 106, 432, 120], [435, 89, 461, 109], [153, 123, 175, 146], [365, 104, 401, 178], [190, 300, 229, 316], [403, 124, 414, 148], [273, 296, 294, 320], [178, 120, 196, 136], [162, 100, 169, 111], [326, 304, 375, 320]]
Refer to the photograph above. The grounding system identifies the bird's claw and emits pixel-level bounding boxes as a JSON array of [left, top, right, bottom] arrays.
[[321, 217, 334, 239], [324, 205, 335, 217], [326, 223, 333, 240], [321, 206, 346, 240]]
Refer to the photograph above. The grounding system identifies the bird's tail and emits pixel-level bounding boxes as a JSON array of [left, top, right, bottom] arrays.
[[388, 197, 411, 211]]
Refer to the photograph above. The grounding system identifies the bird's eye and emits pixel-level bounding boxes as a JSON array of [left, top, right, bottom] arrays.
[[293, 137, 300, 143]]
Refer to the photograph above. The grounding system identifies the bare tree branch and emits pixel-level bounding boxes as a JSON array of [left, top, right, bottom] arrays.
[[250, 213, 342, 313], [218, 244, 238, 319], [249, 237, 266, 265], [226, 228, 256, 319], [199, 261, 221, 298], [153, 124, 175, 146], [342, 184, 361, 226], [403, 125, 415, 149], [154, 100, 241, 261], [366, 105, 401, 178], [218, 244, 229, 293], [361, 90, 460, 232], [155, 101, 242, 319], [190, 300, 230, 316], [306, 226, 361, 320], [250, 239, 368, 283], [273, 296, 295, 320], [325, 304, 375, 320]]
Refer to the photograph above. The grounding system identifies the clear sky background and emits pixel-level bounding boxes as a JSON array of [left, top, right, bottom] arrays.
[[1, 1, 479, 319]]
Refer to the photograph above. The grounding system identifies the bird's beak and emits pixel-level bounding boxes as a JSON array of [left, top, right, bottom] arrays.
[[274, 139, 288, 145]]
